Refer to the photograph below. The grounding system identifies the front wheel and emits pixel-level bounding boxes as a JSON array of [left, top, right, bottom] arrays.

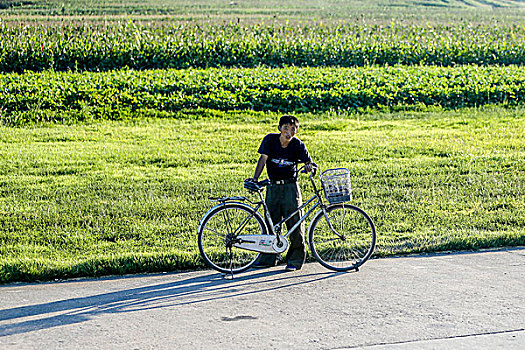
[[198, 203, 267, 274], [308, 204, 376, 271]]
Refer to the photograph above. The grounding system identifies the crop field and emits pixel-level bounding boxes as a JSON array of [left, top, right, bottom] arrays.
[[1, 0, 525, 72], [2, 15, 525, 72], [2, 0, 525, 20], [0, 0, 524, 282]]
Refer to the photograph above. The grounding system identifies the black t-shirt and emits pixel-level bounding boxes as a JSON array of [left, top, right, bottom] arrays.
[[258, 133, 311, 181]]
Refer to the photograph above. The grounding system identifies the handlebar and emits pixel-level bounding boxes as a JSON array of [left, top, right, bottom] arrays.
[[299, 162, 318, 176], [245, 163, 318, 193]]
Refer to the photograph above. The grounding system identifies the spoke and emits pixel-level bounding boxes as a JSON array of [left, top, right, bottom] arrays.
[[222, 208, 234, 234], [204, 226, 226, 238], [233, 211, 256, 235], [326, 215, 344, 239], [355, 246, 368, 259], [316, 236, 340, 244], [329, 246, 338, 262], [347, 248, 359, 261], [339, 250, 348, 265], [340, 207, 345, 234], [221, 207, 255, 236]]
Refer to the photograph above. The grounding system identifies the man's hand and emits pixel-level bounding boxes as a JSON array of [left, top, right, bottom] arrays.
[[304, 162, 318, 173]]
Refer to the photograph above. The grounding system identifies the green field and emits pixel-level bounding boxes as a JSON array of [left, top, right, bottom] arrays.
[[1, 108, 523, 282], [1, 0, 524, 283]]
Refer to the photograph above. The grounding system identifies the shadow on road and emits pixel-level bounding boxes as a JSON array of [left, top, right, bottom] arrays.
[[0, 268, 349, 337]]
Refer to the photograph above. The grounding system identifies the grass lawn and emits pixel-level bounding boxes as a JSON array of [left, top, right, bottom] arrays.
[[0, 106, 523, 282]]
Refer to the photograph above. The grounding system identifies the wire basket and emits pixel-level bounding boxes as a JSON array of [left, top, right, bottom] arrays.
[[320, 168, 352, 204]]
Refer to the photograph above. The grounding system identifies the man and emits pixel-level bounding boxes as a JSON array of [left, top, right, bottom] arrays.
[[247, 115, 315, 271]]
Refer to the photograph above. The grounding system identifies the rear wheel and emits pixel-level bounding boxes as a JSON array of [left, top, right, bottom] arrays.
[[308, 204, 376, 271], [198, 203, 267, 274]]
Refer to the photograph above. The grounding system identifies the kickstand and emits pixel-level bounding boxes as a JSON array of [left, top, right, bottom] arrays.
[[223, 247, 234, 280]]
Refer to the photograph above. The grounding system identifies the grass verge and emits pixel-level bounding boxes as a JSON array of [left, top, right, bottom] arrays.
[[0, 106, 523, 282]]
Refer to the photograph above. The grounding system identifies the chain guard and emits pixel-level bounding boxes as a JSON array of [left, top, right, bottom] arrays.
[[234, 235, 289, 254]]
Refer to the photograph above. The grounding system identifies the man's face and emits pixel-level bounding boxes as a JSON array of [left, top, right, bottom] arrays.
[[279, 123, 298, 141]]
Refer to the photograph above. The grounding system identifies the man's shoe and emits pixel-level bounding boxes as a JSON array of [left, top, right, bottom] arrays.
[[285, 265, 298, 272], [252, 261, 275, 269], [252, 254, 280, 268]]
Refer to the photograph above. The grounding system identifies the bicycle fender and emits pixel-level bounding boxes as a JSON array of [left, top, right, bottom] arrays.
[[209, 196, 247, 202], [197, 202, 269, 235]]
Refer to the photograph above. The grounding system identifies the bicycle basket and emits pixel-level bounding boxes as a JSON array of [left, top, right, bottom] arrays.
[[320, 168, 352, 204]]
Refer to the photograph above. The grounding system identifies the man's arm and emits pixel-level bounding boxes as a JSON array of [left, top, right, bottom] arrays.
[[250, 154, 268, 181], [298, 141, 315, 173]]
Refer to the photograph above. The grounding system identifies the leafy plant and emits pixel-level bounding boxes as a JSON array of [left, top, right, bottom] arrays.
[[2, 66, 525, 125]]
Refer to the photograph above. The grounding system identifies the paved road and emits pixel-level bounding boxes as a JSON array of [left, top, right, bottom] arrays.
[[1, 248, 524, 349]]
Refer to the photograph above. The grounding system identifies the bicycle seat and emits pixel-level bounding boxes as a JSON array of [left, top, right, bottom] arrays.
[[244, 179, 270, 192]]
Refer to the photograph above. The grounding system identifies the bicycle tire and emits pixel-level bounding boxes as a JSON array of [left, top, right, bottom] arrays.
[[198, 202, 267, 274], [308, 203, 376, 272]]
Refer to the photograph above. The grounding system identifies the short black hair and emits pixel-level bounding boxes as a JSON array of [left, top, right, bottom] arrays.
[[279, 115, 299, 127]]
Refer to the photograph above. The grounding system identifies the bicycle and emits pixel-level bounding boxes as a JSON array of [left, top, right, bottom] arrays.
[[197, 166, 376, 277]]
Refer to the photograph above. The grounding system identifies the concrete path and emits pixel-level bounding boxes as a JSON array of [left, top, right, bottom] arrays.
[[1, 248, 524, 349]]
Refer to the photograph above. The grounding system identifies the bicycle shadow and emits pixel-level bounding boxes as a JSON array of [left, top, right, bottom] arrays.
[[0, 268, 351, 337]]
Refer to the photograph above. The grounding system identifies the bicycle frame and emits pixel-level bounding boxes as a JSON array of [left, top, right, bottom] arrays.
[[251, 171, 329, 243]]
